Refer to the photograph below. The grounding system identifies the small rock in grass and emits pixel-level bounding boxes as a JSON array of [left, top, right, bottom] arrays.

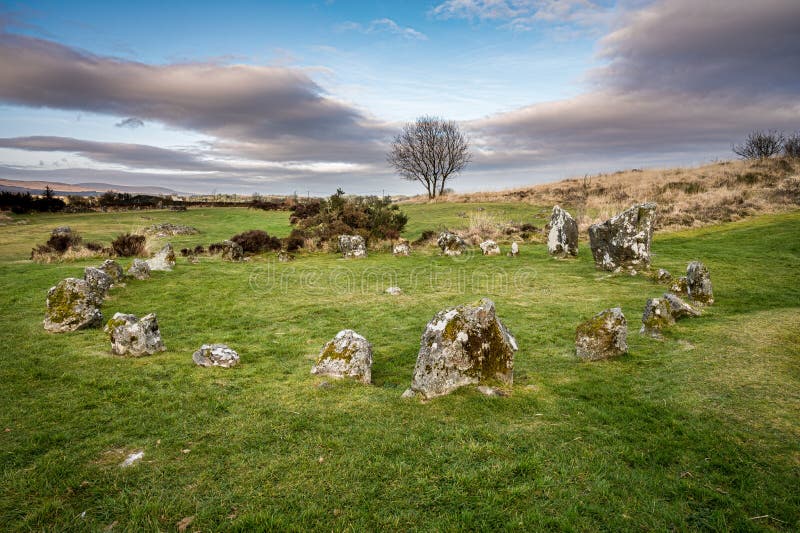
[[311, 330, 373, 384], [686, 261, 714, 305], [146, 243, 176, 271], [657, 268, 672, 282], [479, 240, 501, 256], [127, 259, 151, 280], [120, 450, 144, 467], [98, 259, 124, 283], [386, 286, 402, 296], [437, 231, 466, 256], [84, 267, 113, 303], [393, 240, 411, 256], [192, 344, 240, 368], [477, 385, 508, 397], [575, 307, 627, 361], [338, 235, 367, 258], [508, 242, 519, 257]]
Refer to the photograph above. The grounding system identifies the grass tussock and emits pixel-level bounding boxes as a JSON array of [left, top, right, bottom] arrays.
[[403, 158, 800, 231]]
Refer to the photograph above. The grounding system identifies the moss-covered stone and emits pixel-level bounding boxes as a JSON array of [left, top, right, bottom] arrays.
[[311, 330, 372, 384], [575, 307, 627, 361], [43, 278, 102, 333]]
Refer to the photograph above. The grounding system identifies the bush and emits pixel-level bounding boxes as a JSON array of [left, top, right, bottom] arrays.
[[46, 232, 82, 253], [784, 132, 800, 159], [414, 230, 436, 245], [284, 229, 307, 252], [112, 233, 146, 257], [733, 130, 784, 159], [230, 230, 282, 253], [289, 201, 322, 224]]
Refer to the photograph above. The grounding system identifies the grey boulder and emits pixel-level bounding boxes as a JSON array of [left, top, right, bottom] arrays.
[[84, 266, 113, 303], [146, 243, 176, 271], [575, 307, 627, 361], [127, 259, 151, 280], [438, 232, 466, 256], [98, 259, 124, 283], [640, 293, 700, 337], [311, 330, 373, 384], [193, 344, 240, 368], [547, 205, 578, 257], [479, 240, 501, 256], [338, 235, 367, 258], [588, 203, 657, 271], [686, 261, 714, 304], [393, 240, 411, 256], [43, 278, 103, 333], [104, 312, 165, 356]]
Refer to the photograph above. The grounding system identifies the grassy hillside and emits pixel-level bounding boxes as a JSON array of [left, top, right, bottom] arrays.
[[0, 205, 798, 530]]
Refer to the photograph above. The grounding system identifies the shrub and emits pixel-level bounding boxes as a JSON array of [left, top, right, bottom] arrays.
[[414, 230, 436, 245], [230, 230, 282, 253], [284, 229, 307, 252], [784, 132, 800, 159], [289, 201, 322, 224], [46, 232, 82, 253], [112, 233, 146, 257], [733, 130, 785, 159]]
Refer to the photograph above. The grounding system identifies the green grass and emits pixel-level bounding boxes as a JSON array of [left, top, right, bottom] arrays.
[[0, 206, 798, 531]]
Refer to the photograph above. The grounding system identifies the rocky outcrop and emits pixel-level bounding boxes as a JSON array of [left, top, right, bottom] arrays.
[[84, 267, 113, 303], [686, 261, 714, 304], [338, 235, 367, 258], [438, 232, 466, 256], [588, 203, 657, 271], [393, 240, 411, 256], [404, 298, 517, 400], [547, 205, 578, 257], [479, 240, 501, 256], [43, 278, 103, 333], [192, 344, 240, 368], [98, 259, 124, 283], [127, 259, 151, 280], [311, 330, 373, 384], [146, 243, 176, 271], [104, 312, 165, 356], [575, 308, 627, 361]]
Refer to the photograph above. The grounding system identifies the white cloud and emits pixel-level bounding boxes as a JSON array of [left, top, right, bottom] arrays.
[[339, 18, 428, 40]]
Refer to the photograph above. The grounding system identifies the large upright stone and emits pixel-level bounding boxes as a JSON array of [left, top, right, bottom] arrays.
[[311, 329, 373, 383], [575, 308, 627, 360], [84, 267, 113, 303], [438, 232, 466, 256], [127, 258, 151, 280], [146, 243, 176, 271], [547, 205, 578, 257], [405, 298, 517, 399], [43, 278, 103, 333], [588, 203, 657, 271], [104, 312, 165, 356], [98, 259, 124, 283], [686, 261, 714, 304], [338, 235, 367, 258]]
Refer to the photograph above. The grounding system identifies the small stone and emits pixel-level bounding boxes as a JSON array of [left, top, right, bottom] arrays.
[[311, 330, 373, 384], [437, 231, 466, 256], [686, 261, 714, 304], [588, 203, 657, 271], [120, 450, 144, 468], [277, 251, 294, 262], [386, 286, 403, 296], [401, 388, 417, 399], [575, 307, 627, 361], [219, 240, 244, 262], [127, 259, 151, 280], [640, 297, 674, 337], [51, 226, 72, 237], [338, 235, 367, 258], [671, 276, 689, 295], [479, 240, 501, 256], [547, 205, 578, 257], [192, 344, 240, 368], [663, 292, 701, 319], [657, 268, 672, 282], [43, 278, 103, 333], [105, 312, 165, 356], [146, 243, 176, 271], [393, 240, 411, 256], [507, 242, 520, 257]]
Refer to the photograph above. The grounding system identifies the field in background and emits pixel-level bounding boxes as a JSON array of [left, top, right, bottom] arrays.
[[0, 205, 798, 530]]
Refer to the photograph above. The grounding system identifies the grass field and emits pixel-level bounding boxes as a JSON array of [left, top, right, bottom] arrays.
[[1, 205, 798, 531]]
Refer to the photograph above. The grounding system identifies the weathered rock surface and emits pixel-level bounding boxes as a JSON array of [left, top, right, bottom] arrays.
[[575, 307, 627, 361], [192, 344, 240, 368], [657, 268, 672, 283], [547, 205, 578, 257], [277, 251, 294, 262], [219, 240, 243, 262], [640, 293, 701, 337], [393, 240, 411, 256], [127, 258, 151, 280], [686, 261, 714, 304], [386, 286, 402, 296], [84, 267, 113, 303], [51, 226, 72, 237], [438, 232, 466, 256], [663, 292, 701, 319], [104, 312, 165, 356], [144, 223, 198, 237], [43, 278, 103, 333], [338, 235, 367, 258], [671, 276, 688, 296], [98, 259, 124, 283], [146, 243, 176, 271], [588, 203, 657, 271], [479, 240, 501, 256], [508, 242, 519, 257], [311, 330, 373, 384], [405, 298, 517, 400]]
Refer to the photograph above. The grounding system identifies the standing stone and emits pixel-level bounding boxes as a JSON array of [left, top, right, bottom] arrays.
[[671, 276, 688, 296], [104, 312, 165, 356], [393, 240, 411, 256], [127, 258, 151, 280], [98, 259, 124, 283], [547, 205, 579, 257], [575, 307, 627, 361], [686, 261, 714, 304], [404, 298, 517, 400], [438, 232, 466, 256], [84, 267, 113, 303], [588, 203, 657, 271], [193, 344, 240, 368], [43, 278, 103, 333], [146, 243, 176, 271], [640, 297, 674, 337], [479, 240, 501, 256], [338, 235, 367, 258], [508, 242, 519, 257], [663, 292, 701, 319], [217, 240, 243, 261], [311, 330, 373, 384]]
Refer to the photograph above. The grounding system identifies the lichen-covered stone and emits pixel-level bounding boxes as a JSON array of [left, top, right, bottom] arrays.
[[657, 268, 672, 283], [686, 261, 714, 304], [220, 240, 244, 262], [547, 205, 578, 257], [146, 243, 176, 271], [438, 232, 466, 256], [104, 312, 165, 356], [98, 259, 124, 283], [193, 344, 240, 368], [338, 235, 367, 258], [311, 329, 372, 383], [575, 307, 627, 361], [393, 240, 411, 256], [405, 298, 517, 399], [386, 286, 402, 296], [51, 226, 72, 237], [588, 203, 657, 271], [127, 258, 151, 280], [479, 240, 501, 256], [663, 292, 701, 319], [43, 278, 103, 333], [671, 276, 688, 296], [508, 242, 519, 257], [84, 266, 113, 303], [639, 297, 675, 337]]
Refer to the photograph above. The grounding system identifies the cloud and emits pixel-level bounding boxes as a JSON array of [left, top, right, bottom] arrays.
[[430, 0, 609, 30], [115, 117, 144, 128], [339, 18, 428, 40]]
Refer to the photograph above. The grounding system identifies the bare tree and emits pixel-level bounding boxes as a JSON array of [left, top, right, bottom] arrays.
[[388, 116, 471, 199], [784, 131, 800, 159], [732, 130, 785, 159]]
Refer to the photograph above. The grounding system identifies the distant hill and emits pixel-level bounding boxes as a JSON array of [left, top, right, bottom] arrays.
[[0, 178, 183, 196]]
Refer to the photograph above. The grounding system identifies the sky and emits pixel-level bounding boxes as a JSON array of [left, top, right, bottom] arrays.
[[0, 0, 798, 195]]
